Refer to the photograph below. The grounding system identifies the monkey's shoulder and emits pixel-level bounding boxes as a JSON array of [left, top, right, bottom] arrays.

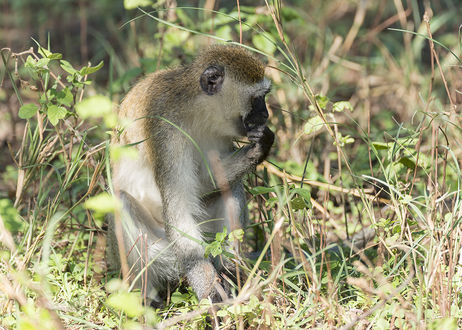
[[119, 68, 193, 118], [143, 68, 199, 105]]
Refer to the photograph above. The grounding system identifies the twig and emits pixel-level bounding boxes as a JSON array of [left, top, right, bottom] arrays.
[[236, 0, 242, 44], [340, 0, 367, 54], [262, 161, 390, 204], [423, 12, 455, 109]]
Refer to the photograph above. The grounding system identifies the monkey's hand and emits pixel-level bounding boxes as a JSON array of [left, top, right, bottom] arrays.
[[215, 126, 274, 185], [246, 126, 275, 164]]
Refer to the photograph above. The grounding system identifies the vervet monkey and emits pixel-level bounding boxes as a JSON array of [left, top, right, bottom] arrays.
[[108, 44, 274, 305]]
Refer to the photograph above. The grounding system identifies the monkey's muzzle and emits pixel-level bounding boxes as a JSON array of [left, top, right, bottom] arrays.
[[243, 95, 269, 133]]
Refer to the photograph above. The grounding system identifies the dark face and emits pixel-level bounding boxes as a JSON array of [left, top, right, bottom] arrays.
[[243, 95, 269, 133]]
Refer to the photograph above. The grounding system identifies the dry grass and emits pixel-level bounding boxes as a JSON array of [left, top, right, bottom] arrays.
[[1, 0, 461, 328]]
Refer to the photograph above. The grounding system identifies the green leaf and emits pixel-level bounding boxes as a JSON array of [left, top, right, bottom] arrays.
[[124, 0, 154, 10], [45, 89, 56, 102], [19, 303, 54, 329], [215, 227, 227, 242], [38, 47, 51, 58], [252, 33, 277, 55], [400, 194, 412, 204], [79, 61, 104, 76], [47, 105, 67, 126], [290, 187, 312, 210], [337, 134, 354, 146], [304, 115, 324, 135], [76, 95, 112, 119], [56, 88, 73, 106], [24, 55, 50, 72], [266, 197, 279, 208], [18, 104, 39, 119], [216, 25, 233, 41], [0, 199, 24, 233], [372, 142, 390, 150], [106, 292, 144, 318], [24, 56, 36, 69], [290, 196, 308, 210], [205, 241, 223, 258], [104, 113, 117, 128], [398, 156, 416, 170], [332, 101, 353, 112], [22, 53, 49, 74], [291, 188, 311, 201], [38, 47, 62, 60], [397, 137, 417, 147], [429, 318, 458, 330], [106, 278, 126, 293], [84, 193, 121, 214], [170, 291, 191, 304], [249, 186, 275, 195], [216, 309, 228, 318], [48, 53, 63, 60], [60, 60, 78, 75], [35, 58, 50, 70], [315, 95, 329, 109], [164, 30, 190, 47], [229, 229, 244, 242]]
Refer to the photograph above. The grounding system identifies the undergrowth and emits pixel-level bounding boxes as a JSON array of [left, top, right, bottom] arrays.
[[0, 1, 461, 329]]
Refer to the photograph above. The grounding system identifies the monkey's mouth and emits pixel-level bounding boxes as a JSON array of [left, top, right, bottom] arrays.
[[242, 115, 267, 134]]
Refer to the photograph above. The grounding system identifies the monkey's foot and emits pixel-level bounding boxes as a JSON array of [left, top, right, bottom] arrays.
[[186, 259, 229, 303]]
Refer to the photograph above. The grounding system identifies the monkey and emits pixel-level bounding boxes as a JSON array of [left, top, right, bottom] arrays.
[[107, 44, 275, 306]]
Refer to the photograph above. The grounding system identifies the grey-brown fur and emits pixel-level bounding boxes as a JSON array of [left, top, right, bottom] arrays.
[[108, 44, 274, 305]]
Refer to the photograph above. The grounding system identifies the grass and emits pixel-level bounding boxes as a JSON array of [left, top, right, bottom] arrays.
[[1, 0, 462, 328]]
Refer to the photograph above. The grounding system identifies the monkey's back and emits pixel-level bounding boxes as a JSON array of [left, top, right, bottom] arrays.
[[112, 73, 169, 228]]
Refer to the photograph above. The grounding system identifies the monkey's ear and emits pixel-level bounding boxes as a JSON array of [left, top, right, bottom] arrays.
[[200, 65, 225, 95]]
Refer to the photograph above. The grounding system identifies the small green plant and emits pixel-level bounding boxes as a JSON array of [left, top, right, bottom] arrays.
[[204, 227, 244, 258]]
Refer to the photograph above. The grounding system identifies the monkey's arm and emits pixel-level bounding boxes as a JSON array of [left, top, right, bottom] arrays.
[[218, 126, 275, 184]]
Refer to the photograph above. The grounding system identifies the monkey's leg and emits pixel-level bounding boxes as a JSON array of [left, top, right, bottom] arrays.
[[203, 182, 248, 292], [107, 190, 179, 306], [203, 182, 248, 234], [154, 137, 227, 302]]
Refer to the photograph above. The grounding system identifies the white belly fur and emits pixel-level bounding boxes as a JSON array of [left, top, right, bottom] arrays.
[[114, 156, 164, 228]]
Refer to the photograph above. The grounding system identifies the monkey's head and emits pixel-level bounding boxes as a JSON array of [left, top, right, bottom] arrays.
[[193, 45, 271, 137]]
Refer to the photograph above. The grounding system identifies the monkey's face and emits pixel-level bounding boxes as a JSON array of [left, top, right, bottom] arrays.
[[198, 65, 271, 137]]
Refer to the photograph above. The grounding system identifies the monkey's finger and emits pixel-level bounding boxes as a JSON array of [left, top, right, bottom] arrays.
[[247, 126, 266, 142], [248, 133, 264, 143], [262, 126, 275, 145]]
